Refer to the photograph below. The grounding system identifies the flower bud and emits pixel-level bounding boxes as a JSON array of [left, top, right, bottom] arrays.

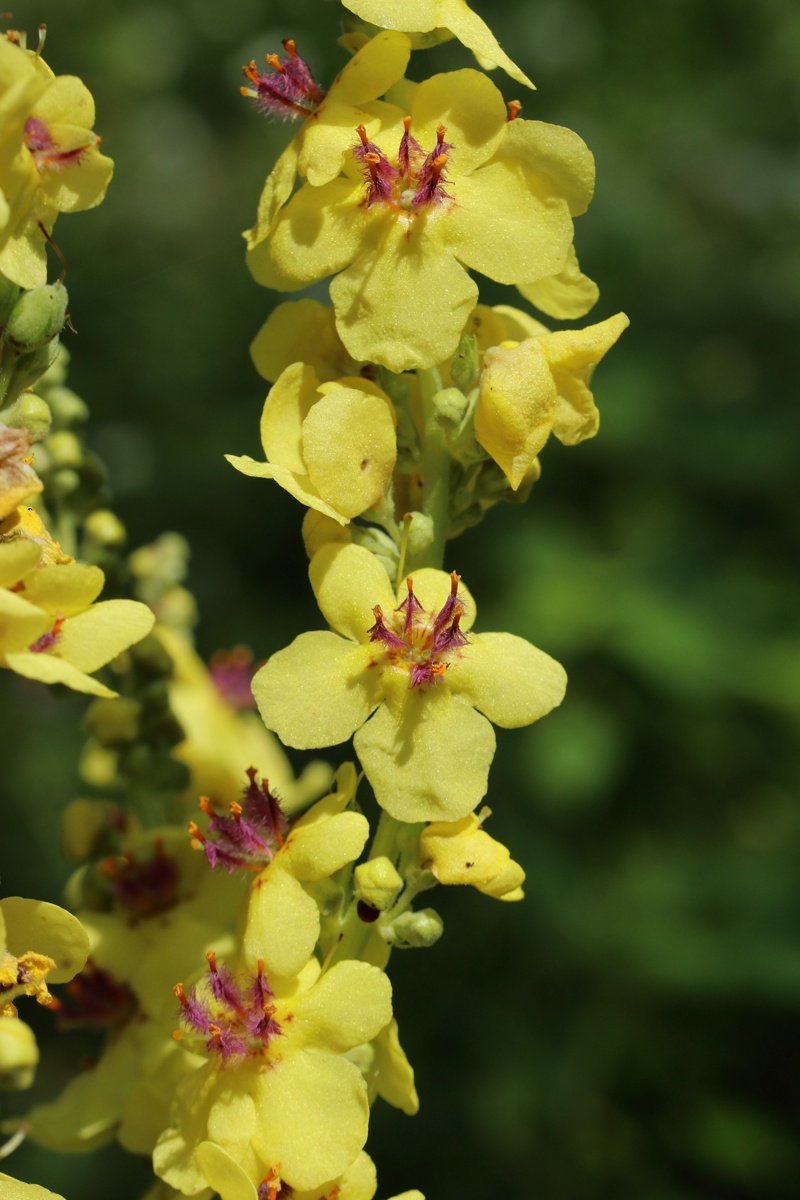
[[84, 697, 142, 747], [404, 511, 434, 557], [450, 333, 480, 392], [0, 1016, 39, 1090], [84, 508, 127, 547], [0, 275, 21, 326], [432, 386, 468, 427], [5, 283, 68, 353], [383, 907, 443, 949], [44, 429, 82, 468], [45, 385, 89, 428], [0, 393, 52, 441], [354, 856, 403, 911]]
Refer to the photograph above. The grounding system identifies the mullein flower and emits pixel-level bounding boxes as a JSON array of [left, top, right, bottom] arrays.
[[342, 0, 533, 89], [157, 625, 332, 815], [0, 895, 89, 1090], [154, 952, 392, 1194], [0, 506, 155, 696], [248, 69, 593, 371], [420, 808, 525, 901], [194, 1143, 420, 1200], [475, 312, 630, 489], [253, 542, 566, 822], [23, 830, 246, 1155], [0, 45, 113, 287], [226, 364, 397, 525]]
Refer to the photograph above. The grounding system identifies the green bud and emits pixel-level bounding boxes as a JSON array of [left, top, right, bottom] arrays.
[[404, 511, 434, 557], [354, 856, 404, 911], [0, 1016, 39, 1090], [45, 384, 89, 428], [4, 339, 60, 398], [85, 697, 142, 747], [0, 274, 21, 326], [46, 429, 83, 468], [0, 393, 52, 441], [5, 283, 68, 353], [450, 333, 480, 392], [154, 585, 198, 631], [432, 386, 469, 427], [84, 508, 127, 547], [47, 466, 80, 498], [383, 907, 443, 949]]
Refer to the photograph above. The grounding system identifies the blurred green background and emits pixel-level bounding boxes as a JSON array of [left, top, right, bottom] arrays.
[[2, 0, 800, 1196]]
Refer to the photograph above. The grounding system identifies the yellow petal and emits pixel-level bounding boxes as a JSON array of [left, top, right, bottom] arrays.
[[251, 300, 352, 385], [330, 227, 478, 373], [399, 567, 476, 632], [225, 455, 348, 525], [438, 0, 534, 89], [252, 632, 377, 748], [453, 160, 572, 285], [252, 1052, 369, 1191], [55, 598, 155, 672], [302, 388, 397, 519], [354, 689, 495, 821], [309, 542, 395, 642], [518, 245, 599, 320], [292, 961, 392, 1052], [501, 118, 595, 217], [409, 69, 506, 177], [244, 138, 300, 252], [369, 1018, 418, 1114], [0, 587, 50, 653], [34, 75, 95, 127], [243, 868, 320, 981], [544, 312, 630, 445], [195, 1142, 258, 1200], [474, 339, 557, 489], [449, 631, 567, 727], [0, 897, 89, 982], [284, 811, 370, 881], [248, 177, 366, 291], [261, 362, 321, 473], [17, 563, 104, 615], [3, 649, 117, 696]]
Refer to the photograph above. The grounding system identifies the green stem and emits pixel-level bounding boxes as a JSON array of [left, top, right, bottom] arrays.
[[406, 366, 450, 573]]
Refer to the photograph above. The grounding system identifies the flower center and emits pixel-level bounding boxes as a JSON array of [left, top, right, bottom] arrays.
[[174, 951, 282, 1066], [354, 117, 453, 214], [189, 767, 288, 873], [241, 39, 325, 121], [368, 571, 469, 688], [24, 117, 92, 171]]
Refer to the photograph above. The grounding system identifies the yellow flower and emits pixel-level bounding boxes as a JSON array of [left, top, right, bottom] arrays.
[[154, 954, 392, 1193], [475, 312, 630, 489], [0, 507, 155, 696], [342, 0, 533, 89], [420, 807, 525, 900], [253, 542, 566, 822], [0, 38, 48, 261], [247, 70, 593, 372], [250, 299, 362, 386], [156, 625, 332, 814], [0, 52, 114, 288], [0, 895, 89, 1090], [226, 363, 397, 525], [23, 829, 245, 1155], [518, 244, 600, 321], [195, 1144, 379, 1200]]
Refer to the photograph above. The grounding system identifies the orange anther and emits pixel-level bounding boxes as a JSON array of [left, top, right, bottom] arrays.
[[437, 123, 447, 141], [265, 52, 284, 72], [356, 124, 369, 146], [230, 800, 243, 819], [449, 570, 460, 594], [242, 60, 259, 84], [403, 115, 412, 133], [282, 38, 297, 57], [174, 983, 188, 1007], [205, 950, 218, 971], [199, 795, 214, 815], [507, 99, 522, 121], [188, 820, 205, 844]]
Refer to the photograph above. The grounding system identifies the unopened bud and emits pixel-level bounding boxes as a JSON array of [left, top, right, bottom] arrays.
[[47, 466, 80, 498], [383, 907, 443, 949], [84, 697, 142, 747], [0, 275, 21, 326], [44, 429, 82, 468], [432, 386, 468, 427], [45, 385, 88, 428], [84, 509, 127, 547], [0, 393, 51, 441], [450, 333, 480, 391], [5, 283, 68, 352], [354, 856, 403, 912], [404, 511, 434, 557]]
